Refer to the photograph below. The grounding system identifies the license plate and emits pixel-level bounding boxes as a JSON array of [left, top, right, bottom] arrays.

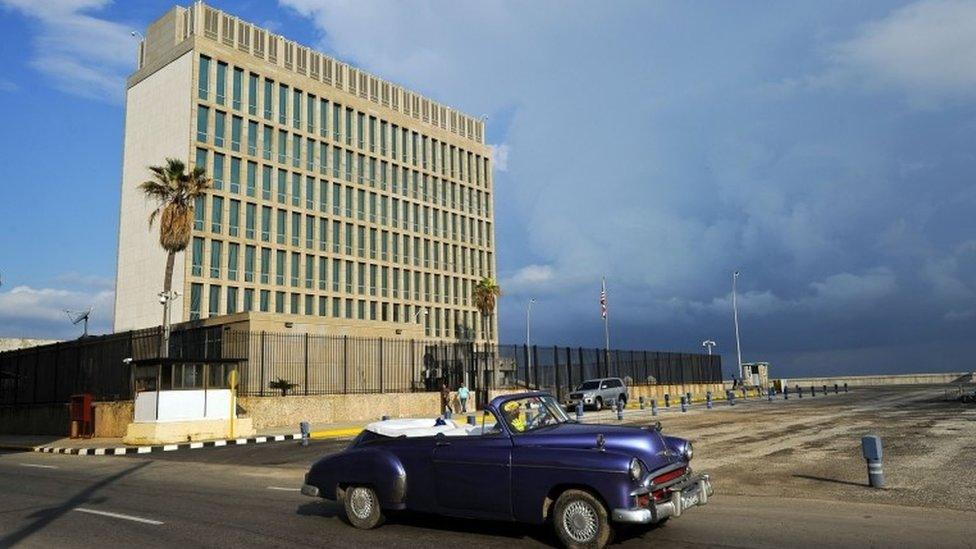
[[681, 490, 700, 508]]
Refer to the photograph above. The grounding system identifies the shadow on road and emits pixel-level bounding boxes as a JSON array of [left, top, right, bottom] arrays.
[[0, 461, 152, 547], [297, 500, 559, 546], [792, 474, 865, 487]]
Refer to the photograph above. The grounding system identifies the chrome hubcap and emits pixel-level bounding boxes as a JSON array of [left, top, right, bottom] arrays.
[[563, 500, 598, 543], [349, 487, 373, 519]]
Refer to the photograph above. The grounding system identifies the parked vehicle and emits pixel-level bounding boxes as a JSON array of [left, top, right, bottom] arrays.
[[961, 389, 976, 403], [566, 377, 629, 411], [302, 392, 712, 549]]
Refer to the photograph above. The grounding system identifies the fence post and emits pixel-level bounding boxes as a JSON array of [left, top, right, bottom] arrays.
[[304, 333, 309, 397], [343, 335, 349, 393], [577, 347, 584, 383], [565, 347, 573, 392], [533, 346, 540, 390], [259, 331, 266, 397], [595, 350, 602, 380], [378, 337, 384, 393], [554, 346, 562, 402], [32, 350, 40, 405], [411, 339, 417, 390], [522, 345, 530, 389]]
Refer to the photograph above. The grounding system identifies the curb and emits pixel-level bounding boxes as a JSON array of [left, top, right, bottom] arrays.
[[26, 427, 366, 457]]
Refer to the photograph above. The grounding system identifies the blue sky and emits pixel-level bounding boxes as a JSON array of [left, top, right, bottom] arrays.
[[1, 0, 975, 377]]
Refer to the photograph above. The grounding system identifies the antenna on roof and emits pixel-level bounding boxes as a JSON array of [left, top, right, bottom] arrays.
[[65, 307, 93, 338]]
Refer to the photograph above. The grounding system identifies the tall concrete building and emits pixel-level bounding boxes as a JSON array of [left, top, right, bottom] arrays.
[[114, 2, 497, 343]]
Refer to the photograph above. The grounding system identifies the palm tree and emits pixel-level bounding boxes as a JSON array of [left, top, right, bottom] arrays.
[[473, 277, 502, 341], [139, 158, 210, 353]]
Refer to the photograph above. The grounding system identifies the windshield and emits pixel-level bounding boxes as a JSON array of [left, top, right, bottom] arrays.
[[499, 395, 571, 433], [577, 381, 600, 390]]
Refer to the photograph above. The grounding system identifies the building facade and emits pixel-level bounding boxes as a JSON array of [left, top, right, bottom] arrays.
[[114, 2, 497, 343]]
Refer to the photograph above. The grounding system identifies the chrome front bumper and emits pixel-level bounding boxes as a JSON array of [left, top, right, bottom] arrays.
[[612, 473, 712, 524], [301, 483, 321, 497]]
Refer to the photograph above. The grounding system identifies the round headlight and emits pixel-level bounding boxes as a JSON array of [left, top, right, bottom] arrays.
[[683, 441, 694, 462], [629, 457, 644, 481]]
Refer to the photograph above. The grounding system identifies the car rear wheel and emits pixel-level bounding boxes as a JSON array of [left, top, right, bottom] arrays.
[[594, 397, 603, 411], [342, 485, 385, 529], [553, 489, 611, 549]]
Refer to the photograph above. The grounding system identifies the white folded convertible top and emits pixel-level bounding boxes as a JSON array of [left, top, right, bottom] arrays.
[[365, 418, 489, 438]]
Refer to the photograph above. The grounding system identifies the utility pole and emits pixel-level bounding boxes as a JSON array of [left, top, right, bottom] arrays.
[[732, 271, 743, 380]]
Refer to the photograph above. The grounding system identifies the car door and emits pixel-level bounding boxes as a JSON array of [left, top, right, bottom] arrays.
[[432, 414, 513, 518]]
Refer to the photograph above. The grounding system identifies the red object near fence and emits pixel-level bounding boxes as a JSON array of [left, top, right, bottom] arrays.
[[69, 393, 93, 438]]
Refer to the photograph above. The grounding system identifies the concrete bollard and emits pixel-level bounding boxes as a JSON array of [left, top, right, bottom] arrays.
[[680, 395, 688, 413], [728, 390, 735, 406], [822, 384, 827, 395], [300, 421, 310, 447], [844, 383, 849, 393], [616, 399, 624, 421], [651, 399, 658, 416], [467, 414, 477, 426], [783, 386, 789, 400], [686, 392, 692, 406], [861, 435, 884, 488], [665, 394, 671, 408], [834, 383, 839, 394], [381, 415, 390, 421], [706, 391, 713, 409], [797, 385, 803, 398], [768, 387, 774, 401], [639, 396, 646, 410], [576, 402, 584, 421], [811, 385, 816, 397]]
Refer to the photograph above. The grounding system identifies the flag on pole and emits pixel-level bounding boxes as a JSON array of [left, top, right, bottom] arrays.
[[600, 278, 608, 319]]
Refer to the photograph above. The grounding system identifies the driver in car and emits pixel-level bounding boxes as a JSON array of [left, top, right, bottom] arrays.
[[502, 400, 526, 432]]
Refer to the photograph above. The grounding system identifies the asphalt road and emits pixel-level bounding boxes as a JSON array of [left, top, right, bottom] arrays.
[[2, 386, 975, 548]]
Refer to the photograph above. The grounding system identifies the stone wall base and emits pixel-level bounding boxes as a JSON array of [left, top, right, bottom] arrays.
[[123, 418, 255, 445]]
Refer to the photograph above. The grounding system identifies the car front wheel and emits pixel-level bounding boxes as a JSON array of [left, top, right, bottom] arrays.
[[553, 489, 611, 549], [342, 485, 385, 529]]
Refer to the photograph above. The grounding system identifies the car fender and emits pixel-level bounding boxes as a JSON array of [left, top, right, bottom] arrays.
[[511, 446, 634, 523], [307, 447, 407, 508]]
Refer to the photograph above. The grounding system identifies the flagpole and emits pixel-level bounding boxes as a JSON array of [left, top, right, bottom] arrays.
[[602, 276, 610, 376]]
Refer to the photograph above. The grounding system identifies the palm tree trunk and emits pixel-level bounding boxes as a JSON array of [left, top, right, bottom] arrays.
[[160, 251, 175, 357]]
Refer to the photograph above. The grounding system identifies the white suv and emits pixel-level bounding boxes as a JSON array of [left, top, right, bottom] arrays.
[[566, 377, 629, 411]]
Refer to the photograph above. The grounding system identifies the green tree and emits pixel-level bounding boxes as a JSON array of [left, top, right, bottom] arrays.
[[139, 158, 210, 346], [473, 277, 502, 340]]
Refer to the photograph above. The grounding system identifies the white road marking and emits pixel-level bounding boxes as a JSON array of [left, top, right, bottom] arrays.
[[189, 442, 204, 449], [137, 447, 152, 454], [20, 463, 58, 469], [213, 440, 227, 447], [266, 486, 300, 492], [112, 448, 127, 456], [255, 436, 267, 443], [273, 435, 285, 441], [75, 507, 164, 525], [163, 444, 179, 452]]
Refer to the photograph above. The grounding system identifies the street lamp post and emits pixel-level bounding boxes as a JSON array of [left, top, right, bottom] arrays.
[[526, 299, 536, 372], [702, 340, 716, 355], [732, 271, 743, 380]]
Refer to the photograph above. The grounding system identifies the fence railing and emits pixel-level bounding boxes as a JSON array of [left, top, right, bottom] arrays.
[[0, 326, 721, 406]]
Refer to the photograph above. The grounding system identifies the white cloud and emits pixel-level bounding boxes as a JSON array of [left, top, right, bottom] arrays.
[[0, 79, 17, 92], [827, 0, 976, 107], [502, 264, 555, 294], [0, 283, 114, 339], [1, 0, 135, 103], [489, 143, 510, 172]]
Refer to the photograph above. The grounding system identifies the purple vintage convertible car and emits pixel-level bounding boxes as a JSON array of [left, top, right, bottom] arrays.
[[301, 392, 712, 548]]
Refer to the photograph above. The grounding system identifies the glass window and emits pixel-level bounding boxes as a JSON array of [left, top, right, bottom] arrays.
[[212, 153, 224, 190], [277, 170, 287, 203], [262, 125, 272, 161], [198, 55, 210, 100], [245, 202, 256, 239], [194, 196, 205, 231], [228, 199, 240, 237], [232, 67, 243, 110], [209, 240, 222, 278], [246, 161, 256, 197], [260, 247, 271, 284], [290, 252, 300, 286], [190, 283, 203, 319], [278, 83, 288, 124], [229, 157, 241, 193], [191, 237, 204, 276], [248, 73, 258, 115], [260, 289, 270, 312], [244, 245, 255, 283], [227, 243, 239, 281], [276, 250, 285, 285], [261, 206, 271, 242], [276, 209, 286, 244], [195, 147, 207, 174], [214, 111, 226, 147], [226, 286, 238, 313], [215, 62, 227, 104], [196, 106, 209, 142], [263, 78, 273, 119], [211, 196, 223, 233], [292, 173, 301, 207], [262, 166, 272, 200], [292, 88, 302, 129], [209, 284, 221, 315], [243, 288, 254, 311]]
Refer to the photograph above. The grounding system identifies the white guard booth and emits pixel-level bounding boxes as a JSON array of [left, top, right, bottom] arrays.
[[124, 358, 255, 445]]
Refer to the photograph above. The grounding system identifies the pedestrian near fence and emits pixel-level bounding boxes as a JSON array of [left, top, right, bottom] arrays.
[[440, 382, 451, 415], [458, 383, 470, 413]]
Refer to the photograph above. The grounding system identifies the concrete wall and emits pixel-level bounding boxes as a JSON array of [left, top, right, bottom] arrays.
[[95, 401, 134, 438], [0, 401, 133, 438], [777, 372, 974, 389], [239, 392, 440, 430], [113, 48, 193, 332]]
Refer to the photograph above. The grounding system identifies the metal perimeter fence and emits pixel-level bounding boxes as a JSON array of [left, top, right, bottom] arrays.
[[0, 326, 721, 407]]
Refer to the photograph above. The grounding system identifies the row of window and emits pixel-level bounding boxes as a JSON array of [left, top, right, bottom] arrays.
[[188, 283, 494, 340], [190, 237, 486, 305], [193, 147, 493, 247], [198, 55, 489, 189]]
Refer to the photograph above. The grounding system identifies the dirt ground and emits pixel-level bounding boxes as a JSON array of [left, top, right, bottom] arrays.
[[585, 385, 976, 513]]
